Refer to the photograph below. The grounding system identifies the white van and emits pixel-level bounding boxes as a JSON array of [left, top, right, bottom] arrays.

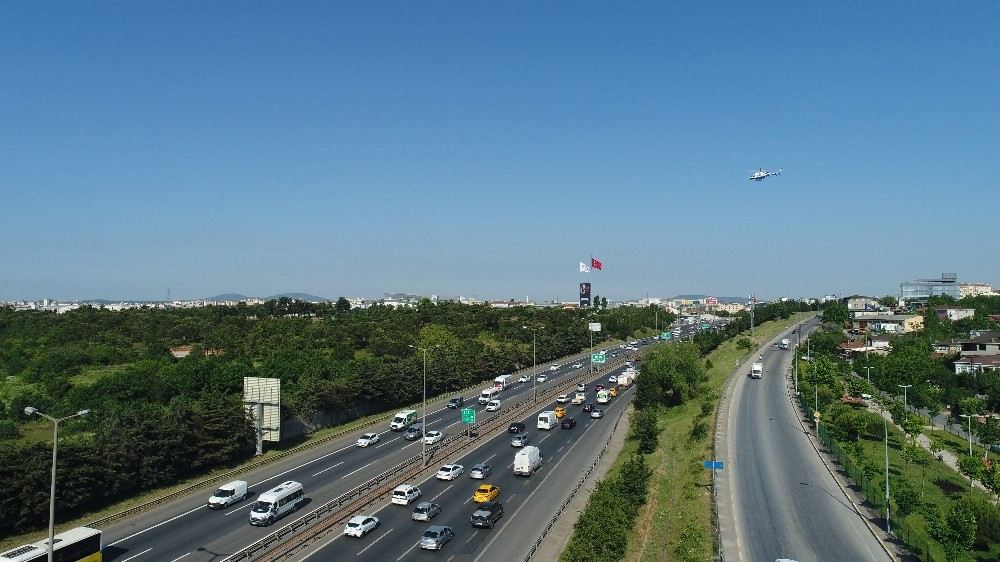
[[249, 481, 304, 526], [537, 411, 558, 430], [390, 410, 418, 431], [479, 387, 500, 405], [207, 480, 248, 509], [514, 446, 543, 476]]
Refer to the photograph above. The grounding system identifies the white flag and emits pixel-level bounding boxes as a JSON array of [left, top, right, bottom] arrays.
[[579, 262, 591, 273]]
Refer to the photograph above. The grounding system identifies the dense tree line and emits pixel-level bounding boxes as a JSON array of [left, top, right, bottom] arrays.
[[0, 299, 660, 536]]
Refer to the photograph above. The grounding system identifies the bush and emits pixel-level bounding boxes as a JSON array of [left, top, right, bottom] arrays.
[[736, 337, 755, 351], [0, 420, 19, 440], [689, 419, 709, 442], [630, 407, 659, 455]]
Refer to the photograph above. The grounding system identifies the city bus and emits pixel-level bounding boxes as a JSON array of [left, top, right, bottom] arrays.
[[0, 527, 102, 562]]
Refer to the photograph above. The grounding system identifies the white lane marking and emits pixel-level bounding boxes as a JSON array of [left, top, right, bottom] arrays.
[[395, 539, 421, 560], [357, 528, 394, 556], [464, 531, 479, 544], [341, 460, 377, 480], [538, 434, 551, 444], [249, 443, 356, 488], [447, 555, 456, 562], [431, 484, 454, 501], [224, 503, 252, 516], [557, 445, 565, 453], [444, 420, 462, 429], [485, 452, 497, 462], [108, 505, 204, 546], [170, 553, 192, 562], [312, 461, 346, 477], [119, 549, 152, 561]]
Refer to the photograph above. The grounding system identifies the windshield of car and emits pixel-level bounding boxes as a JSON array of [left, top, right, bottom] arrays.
[[422, 530, 440, 539], [213, 488, 234, 497], [250, 500, 273, 513], [415, 505, 429, 513], [347, 521, 360, 528]]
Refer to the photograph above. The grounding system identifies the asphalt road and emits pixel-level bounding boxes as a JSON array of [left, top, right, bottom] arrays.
[[98, 343, 647, 562], [296, 365, 635, 561], [726, 319, 890, 562]]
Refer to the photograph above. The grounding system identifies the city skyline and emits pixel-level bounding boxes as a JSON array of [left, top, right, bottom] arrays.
[[3, 3, 999, 301]]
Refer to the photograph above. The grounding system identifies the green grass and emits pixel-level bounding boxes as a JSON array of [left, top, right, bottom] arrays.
[[69, 365, 127, 386], [617, 313, 813, 562]]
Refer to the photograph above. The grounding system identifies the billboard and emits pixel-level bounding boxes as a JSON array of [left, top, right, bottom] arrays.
[[244, 377, 281, 453], [579, 283, 591, 307]]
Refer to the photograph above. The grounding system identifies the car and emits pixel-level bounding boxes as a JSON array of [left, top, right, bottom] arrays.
[[583, 402, 595, 412], [556, 394, 570, 404], [485, 399, 501, 412], [608, 375, 618, 384], [572, 362, 583, 369], [595, 384, 604, 392], [554, 406, 567, 418], [344, 515, 380, 538], [511, 433, 531, 447], [403, 423, 424, 441], [549, 364, 560, 371], [436, 464, 464, 480], [537, 374, 548, 383], [470, 501, 504, 528], [392, 484, 421, 505], [420, 525, 455, 550], [560, 417, 577, 429], [469, 463, 493, 479], [576, 382, 587, 392], [412, 501, 442, 522], [446, 396, 464, 409], [517, 375, 530, 383], [571, 392, 586, 405], [508, 422, 526, 434], [355, 432, 380, 447], [472, 484, 500, 503], [424, 430, 444, 445], [591, 409, 604, 419], [609, 386, 618, 397]]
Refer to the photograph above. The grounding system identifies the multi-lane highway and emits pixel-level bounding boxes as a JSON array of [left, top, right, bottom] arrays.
[[724, 319, 890, 562], [296, 362, 636, 561], [99, 342, 648, 562]]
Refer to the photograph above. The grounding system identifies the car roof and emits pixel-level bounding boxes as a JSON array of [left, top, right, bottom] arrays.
[[426, 525, 449, 532], [348, 515, 371, 523]]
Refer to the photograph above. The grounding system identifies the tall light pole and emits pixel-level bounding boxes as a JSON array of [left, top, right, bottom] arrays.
[[898, 384, 912, 413], [884, 415, 890, 534], [864, 366, 874, 386], [523, 325, 543, 402], [24, 406, 91, 562], [409, 345, 439, 467], [960, 414, 974, 456]]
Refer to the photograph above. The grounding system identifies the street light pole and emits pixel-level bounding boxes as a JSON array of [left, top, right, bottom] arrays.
[[523, 325, 542, 402], [409, 345, 439, 467], [898, 384, 912, 414], [884, 415, 890, 534], [864, 366, 874, 386], [24, 407, 90, 562], [960, 414, 974, 456]]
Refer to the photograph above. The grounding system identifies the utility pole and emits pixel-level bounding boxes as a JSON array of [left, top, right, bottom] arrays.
[[884, 415, 891, 534], [864, 366, 874, 386]]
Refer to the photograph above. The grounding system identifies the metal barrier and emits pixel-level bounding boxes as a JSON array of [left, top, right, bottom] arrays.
[[521, 398, 631, 562], [223, 351, 641, 561]]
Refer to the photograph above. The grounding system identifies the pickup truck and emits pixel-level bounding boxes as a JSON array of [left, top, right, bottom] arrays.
[[571, 393, 586, 405]]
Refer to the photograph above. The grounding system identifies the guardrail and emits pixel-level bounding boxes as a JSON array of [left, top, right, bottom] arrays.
[[521, 394, 631, 562], [86, 347, 610, 529], [223, 351, 641, 561]]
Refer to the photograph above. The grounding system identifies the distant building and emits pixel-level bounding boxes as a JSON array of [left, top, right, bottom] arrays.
[[900, 273, 960, 303], [954, 355, 1000, 375], [935, 308, 976, 322], [847, 297, 886, 316], [851, 314, 924, 334], [960, 283, 997, 298]]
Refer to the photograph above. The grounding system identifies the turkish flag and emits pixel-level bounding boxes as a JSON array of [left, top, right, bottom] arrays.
[[591, 257, 603, 271]]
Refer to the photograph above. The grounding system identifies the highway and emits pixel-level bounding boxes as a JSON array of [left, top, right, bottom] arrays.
[[725, 319, 890, 562], [296, 363, 635, 561], [98, 342, 648, 562]]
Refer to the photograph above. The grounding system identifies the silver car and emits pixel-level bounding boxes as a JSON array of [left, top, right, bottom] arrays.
[[419, 525, 455, 550], [412, 501, 442, 522], [469, 463, 493, 479]]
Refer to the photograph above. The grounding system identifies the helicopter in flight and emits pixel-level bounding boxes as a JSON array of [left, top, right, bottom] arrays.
[[749, 168, 781, 181]]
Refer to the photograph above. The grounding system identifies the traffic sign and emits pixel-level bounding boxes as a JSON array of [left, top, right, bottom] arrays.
[[661, 332, 672, 340], [703, 460, 724, 470], [461, 407, 476, 424], [591, 353, 606, 364], [813, 411, 821, 420]]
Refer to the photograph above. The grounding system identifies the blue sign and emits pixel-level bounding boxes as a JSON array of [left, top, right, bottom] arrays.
[[703, 460, 724, 470]]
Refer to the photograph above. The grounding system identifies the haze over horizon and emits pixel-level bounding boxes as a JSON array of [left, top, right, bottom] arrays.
[[3, 3, 998, 302]]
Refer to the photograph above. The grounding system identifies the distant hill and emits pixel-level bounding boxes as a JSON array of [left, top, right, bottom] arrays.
[[207, 293, 250, 301], [267, 292, 330, 303]]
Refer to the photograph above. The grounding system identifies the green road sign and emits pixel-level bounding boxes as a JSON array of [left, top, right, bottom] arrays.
[[591, 353, 606, 364], [661, 332, 672, 340], [461, 407, 476, 424]]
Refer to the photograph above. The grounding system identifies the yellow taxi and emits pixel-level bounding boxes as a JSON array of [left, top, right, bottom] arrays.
[[554, 406, 567, 418], [472, 484, 500, 503], [609, 386, 619, 397]]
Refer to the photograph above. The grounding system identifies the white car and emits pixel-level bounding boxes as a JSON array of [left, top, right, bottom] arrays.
[[537, 374, 548, 383], [424, 430, 444, 445], [549, 364, 560, 371], [572, 362, 583, 369], [355, 432, 380, 447], [517, 375, 530, 383], [344, 515, 380, 537], [435, 464, 465, 480], [608, 375, 618, 384], [391, 484, 421, 505], [485, 399, 501, 412], [556, 394, 570, 404], [576, 382, 586, 392]]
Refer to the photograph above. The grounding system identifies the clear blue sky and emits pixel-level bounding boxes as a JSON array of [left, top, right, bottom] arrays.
[[3, 2, 999, 302]]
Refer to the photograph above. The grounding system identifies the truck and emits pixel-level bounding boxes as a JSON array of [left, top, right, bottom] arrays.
[[390, 409, 418, 431], [478, 387, 500, 405], [751, 362, 763, 379], [779, 338, 790, 350], [617, 371, 636, 389], [537, 411, 558, 430], [513, 446, 543, 476], [493, 375, 513, 391], [596, 389, 611, 404]]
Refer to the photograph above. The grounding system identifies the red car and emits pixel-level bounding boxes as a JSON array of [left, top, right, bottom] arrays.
[[595, 384, 604, 392]]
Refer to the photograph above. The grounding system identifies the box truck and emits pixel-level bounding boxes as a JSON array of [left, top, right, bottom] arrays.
[[751, 362, 763, 379], [390, 409, 418, 430]]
